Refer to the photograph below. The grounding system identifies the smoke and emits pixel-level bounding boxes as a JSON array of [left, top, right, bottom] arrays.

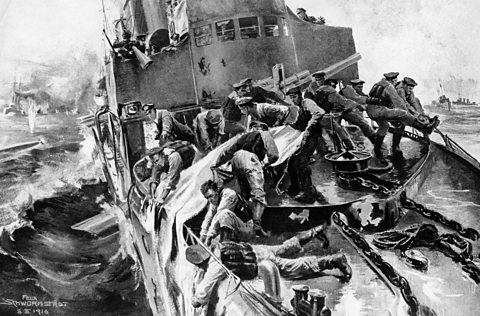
[[286, 0, 480, 102], [0, 0, 103, 112]]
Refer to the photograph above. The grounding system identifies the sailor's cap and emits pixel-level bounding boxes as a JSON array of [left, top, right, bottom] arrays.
[[286, 86, 302, 95], [383, 72, 399, 79], [249, 121, 269, 130], [324, 78, 338, 86], [312, 71, 326, 78], [350, 79, 365, 85], [240, 78, 253, 85], [403, 77, 417, 87], [142, 103, 155, 111], [205, 109, 222, 125], [186, 244, 210, 265], [232, 82, 244, 89], [235, 97, 253, 106], [146, 147, 164, 156]]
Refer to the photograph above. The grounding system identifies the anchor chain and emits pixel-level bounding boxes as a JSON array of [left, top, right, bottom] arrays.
[[338, 173, 398, 196], [435, 233, 480, 283], [332, 213, 424, 316], [401, 196, 480, 241]]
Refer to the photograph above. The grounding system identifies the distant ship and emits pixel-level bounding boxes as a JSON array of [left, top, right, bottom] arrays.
[[452, 97, 477, 106]]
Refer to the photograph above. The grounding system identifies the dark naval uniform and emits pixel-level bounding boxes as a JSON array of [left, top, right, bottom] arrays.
[[339, 84, 378, 144], [304, 81, 356, 151], [368, 73, 438, 160], [286, 87, 327, 203]]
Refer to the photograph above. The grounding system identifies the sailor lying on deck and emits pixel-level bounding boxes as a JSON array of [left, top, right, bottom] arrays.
[[187, 225, 352, 309]]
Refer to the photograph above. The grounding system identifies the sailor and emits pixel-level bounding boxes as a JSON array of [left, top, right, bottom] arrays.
[[339, 78, 380, 145], [237, 77, 290, 106], [199, 180, 255, 246], [296, 8, 326, 25], [211, 121, 279, 237], [302, 73, 355, 152], [286, 86, 328, 203], [236, 96, 291, 127], [143, 105, 197, 146], [395, 77, 425, 115], [147, 141, 196, 206], [221, 83, 246, 138], [112, 30, 144, 60], [188, 225, 351, 308], [306, 72, 375, 147], [193, 109, 225, 153], [368, 72, 440, 162]]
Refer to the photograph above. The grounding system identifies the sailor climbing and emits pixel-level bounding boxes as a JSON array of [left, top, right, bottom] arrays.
[[368, 72, 440, 162], [286, 86, 328, 203], [210, 121, 279, 237], [188, 224, 351, 308], [236, 96, 291, 127], [146, 141, 195, 207], [193, 109, 225, 153]]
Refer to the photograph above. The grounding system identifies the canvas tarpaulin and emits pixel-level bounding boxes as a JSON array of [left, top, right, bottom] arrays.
[[155, 125, 302, 315]]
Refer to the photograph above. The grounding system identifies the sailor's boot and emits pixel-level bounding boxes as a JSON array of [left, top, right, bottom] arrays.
[[295, 224, 328, 246], [367, 135, 377, 146], [294, 169, 316, 204], [317, 254, 352, 282], [413, 119, 435, 135], [391, 131, 404, 157], [252, 202, 269, 237], [374, 135, 388, 163]]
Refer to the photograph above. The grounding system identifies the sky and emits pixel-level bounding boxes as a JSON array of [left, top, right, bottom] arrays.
[[285, 0, 480, 101], [0, 0, 479, 102]]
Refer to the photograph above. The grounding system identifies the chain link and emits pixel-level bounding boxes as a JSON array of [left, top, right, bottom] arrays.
[[402, 197, 480, 241], [338, 173, 398, 196], [332, 213, 424, 316]]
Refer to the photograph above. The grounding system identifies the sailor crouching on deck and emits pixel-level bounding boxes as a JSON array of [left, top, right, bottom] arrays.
[[187, 225, 352, 309], [210, 121, 279, 237], [236, 96, 292, 127], [199, 180, 256, 246], [146, 141, 195, 207], [286, 86, 328, 204], [193, 109, 226, 154]]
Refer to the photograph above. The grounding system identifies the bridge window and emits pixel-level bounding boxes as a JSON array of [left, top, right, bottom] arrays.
[[216, 19, 235, 42], [281, 17, 289, 36], [239, 17, 260, 39], [263, 16, 279, 37], [194, 25, 212, 46]]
